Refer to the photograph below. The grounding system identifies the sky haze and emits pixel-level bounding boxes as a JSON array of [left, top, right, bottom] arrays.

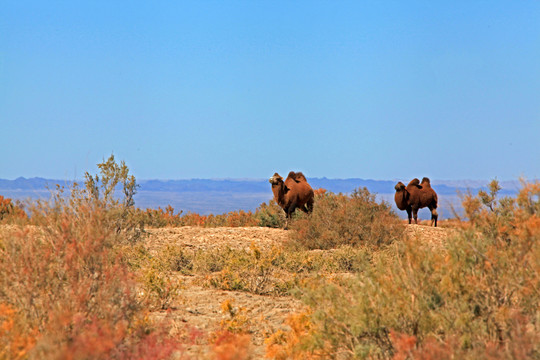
[[2, 1, 539, 181]]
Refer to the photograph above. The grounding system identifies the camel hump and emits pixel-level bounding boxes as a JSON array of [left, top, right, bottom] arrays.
[[287, 171, 307, 183], [408, 178, 421, 188], [421, 177, 431, 186], [294, 172, 307, 182]]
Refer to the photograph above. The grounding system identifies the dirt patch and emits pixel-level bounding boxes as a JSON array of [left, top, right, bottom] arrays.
[[404, 223, 456, 248], [143, 225, 455, 357], [144, 226, 301, 358], [145, 226, 289, 253], [153, 279, 303, 358]]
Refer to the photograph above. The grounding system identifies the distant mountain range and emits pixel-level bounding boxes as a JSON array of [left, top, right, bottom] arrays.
[[0, 177, 522, 219]]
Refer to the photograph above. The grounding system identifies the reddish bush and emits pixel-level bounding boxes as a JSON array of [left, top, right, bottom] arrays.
[[0, 203, 184, 359], [0, 195, 27, 222]]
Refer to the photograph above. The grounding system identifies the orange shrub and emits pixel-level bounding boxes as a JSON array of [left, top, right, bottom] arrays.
[[224, 210, 258, 227], [180, 212, 208, 226], [0, 303, 37, 359], [0, 199, 184, 359], [265, 311, 327, 360], [139, 205, 183, 227], [0, 195, 27, 222], [211, 331, 252, 360]]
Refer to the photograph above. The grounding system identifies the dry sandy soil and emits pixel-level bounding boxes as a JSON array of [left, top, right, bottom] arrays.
[[144, 224, 454, 358]]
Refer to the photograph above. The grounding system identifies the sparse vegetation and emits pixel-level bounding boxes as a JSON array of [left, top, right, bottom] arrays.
[[0, 195, 26, 223], [0, 156, 183, 359], [289, 187, 404, 249], [270, 179, 540, 359], [1, 160, 538, 359], [135, 201, 283, 228]]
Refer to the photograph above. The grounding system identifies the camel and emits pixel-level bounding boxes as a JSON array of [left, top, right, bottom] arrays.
[[394, 177, 438, 227], [269, 171, 314, 228]]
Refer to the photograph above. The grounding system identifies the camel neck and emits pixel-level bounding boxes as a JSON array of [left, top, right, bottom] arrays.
[[401, 190, 408, 203], [272, 184, 287, 206], [396, 190, 408, 210]]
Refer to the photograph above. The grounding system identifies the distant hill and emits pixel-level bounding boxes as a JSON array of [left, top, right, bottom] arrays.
[[0, 177, 521, 218]]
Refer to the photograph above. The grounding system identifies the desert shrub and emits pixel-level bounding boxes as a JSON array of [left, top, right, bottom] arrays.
[[276, 245, 371, 275], [197, 244, 294, 295], [0, 204, 183, 359], [0, 156, 185, 359], [201, 210, 259, 228], [82, 154, 144, 242], [265, 310, 326, 360], [137, 198, 281, 229], [211, 330, 253, 360], [267, 179, 540, 359], [255, 200, 286, 228], [140, 266, 181, 311], [289, 188, 404, 250], [224, 209, 258, 227], [158, 244, 194, 273], [0, 303, 37, 359], [0, 195, 27, 223], [179, 212, 208, 226], [219, 299, 252, 334], [29, 155, 144, 241], [137, 205, 183, 228], [183, 244, 370, 297], [138, 208, 260, 228], [123, 244, 184, 310]]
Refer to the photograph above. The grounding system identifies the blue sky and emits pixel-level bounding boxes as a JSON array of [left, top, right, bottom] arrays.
[[2, 1, 539, 181]]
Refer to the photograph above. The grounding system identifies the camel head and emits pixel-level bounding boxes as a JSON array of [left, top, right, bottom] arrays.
[[394, 182, 406, 192], [394, 181, 410, 211], [269, 173, 290, 198], [269, 173, 284, 186]]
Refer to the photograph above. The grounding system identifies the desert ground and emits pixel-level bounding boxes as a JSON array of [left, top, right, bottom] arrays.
[[143, 224, 453, 358]]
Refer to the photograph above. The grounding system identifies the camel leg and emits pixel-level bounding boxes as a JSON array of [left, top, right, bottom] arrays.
[[282, 207, 290, 229], [412, 208, 419, 224], [406, 208, 412, 224], [284, 213, 290, 230], [429, 207, 438, 227], [288, 203, 297, 217], [306, 198, 314, 214], [284, 204, 297, 230]]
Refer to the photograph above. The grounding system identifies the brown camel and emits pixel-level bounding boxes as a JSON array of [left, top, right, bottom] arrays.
[[394, 177, 438, 227], [269, 171, 314, 228]]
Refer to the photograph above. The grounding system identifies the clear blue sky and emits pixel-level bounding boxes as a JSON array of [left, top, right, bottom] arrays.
[[2, 1, 539, 181]]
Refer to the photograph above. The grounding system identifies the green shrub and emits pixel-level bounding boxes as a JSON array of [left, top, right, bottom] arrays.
[[157, 243, 372, 297], [195, 244, 292, 295], [289, 188, 404, 250], [140, 266, 181, 311], [255, 200, 286, 228]]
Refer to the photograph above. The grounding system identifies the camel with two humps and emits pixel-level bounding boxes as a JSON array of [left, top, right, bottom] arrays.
[[269, 171, 314, 228], [394, 177, 438, 227]]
